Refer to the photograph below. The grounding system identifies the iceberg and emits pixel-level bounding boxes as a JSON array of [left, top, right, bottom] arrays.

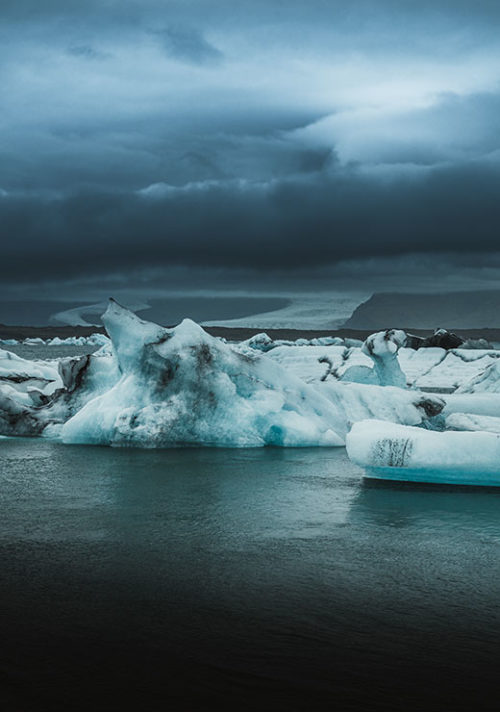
[[61, 300, 347, 447], [46, 333, 110, 347], [239, 332, 276, 352], [339, 329, 407, 387], [456, 360, 500, 393], [0, 340, 118, 438], [0, 302, 444, 448], [0, 333, 110, 348], [61, 302, 444, 448], [263, 333, 500, 392], [445, 412, 500, 434], [442, 393, 500, 417], [240, 332, 348, 353], [266, 344, 356, 383], [346, 419, 500, 486]]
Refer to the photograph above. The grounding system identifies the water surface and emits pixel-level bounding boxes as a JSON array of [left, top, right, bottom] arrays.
[[1, 440, 500, 711]]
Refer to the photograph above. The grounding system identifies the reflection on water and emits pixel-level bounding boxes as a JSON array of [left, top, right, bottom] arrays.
[[352, 479, 500, 536], [2, 438, 500, 711]]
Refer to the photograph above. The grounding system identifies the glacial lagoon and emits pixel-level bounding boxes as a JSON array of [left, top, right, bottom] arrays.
[[2, 439, 500, 710]]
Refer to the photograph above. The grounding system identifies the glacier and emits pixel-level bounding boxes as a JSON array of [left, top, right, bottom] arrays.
[[0, 301, 443, 448]]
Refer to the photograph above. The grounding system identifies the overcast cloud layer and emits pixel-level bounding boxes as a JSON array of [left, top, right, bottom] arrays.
[[1, 0, 500, 290]]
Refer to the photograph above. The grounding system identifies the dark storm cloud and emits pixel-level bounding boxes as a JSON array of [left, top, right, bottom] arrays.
[[1, 0, 500, 288], [1, 160, 499, 282]]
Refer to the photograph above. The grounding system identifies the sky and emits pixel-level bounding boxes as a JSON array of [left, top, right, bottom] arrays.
[[1, 0, 500, 321]]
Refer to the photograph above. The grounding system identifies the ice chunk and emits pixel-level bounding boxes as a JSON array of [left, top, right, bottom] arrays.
[[46, 333, 110, 347], [346, 419, 500, 486], [240, 333, 346, 354], [0, 339, 120, 438], [265, 344, 350, 383], [239, 332, 275, 352], [0, 348, 61, 395], [0, 333, 110, 348], [442, 393, 500, 417], [340, 329, 407, 387], [445, 412, 500, 434], [456, 360, 500, 393], [397, 347, 445, 387]]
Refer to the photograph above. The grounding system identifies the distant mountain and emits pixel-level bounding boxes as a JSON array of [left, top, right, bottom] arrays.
[[344, 291, 500, 329]]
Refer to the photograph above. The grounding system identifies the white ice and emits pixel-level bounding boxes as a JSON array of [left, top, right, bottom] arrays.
[[0, 333, 110, 347], [346, 419, 500, 486], [61, 301, 347, 447], [340, 329, 407, 387], [1, 304, 479, 450]]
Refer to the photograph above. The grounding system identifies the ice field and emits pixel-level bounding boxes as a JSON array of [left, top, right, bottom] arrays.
[[2, 301, 500, 484]]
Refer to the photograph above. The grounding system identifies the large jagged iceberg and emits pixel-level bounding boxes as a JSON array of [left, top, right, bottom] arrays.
[[0, 301, 444, 448], [61, 303, 344, 447], [61, 302, 442, 447], [346, 419, 500, 486]]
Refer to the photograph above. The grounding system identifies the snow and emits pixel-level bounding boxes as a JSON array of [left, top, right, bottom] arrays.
[[346, 420, 500, 486]]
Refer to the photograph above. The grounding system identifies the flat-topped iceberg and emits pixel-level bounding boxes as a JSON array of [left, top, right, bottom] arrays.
[[346, 419, 500, 486]]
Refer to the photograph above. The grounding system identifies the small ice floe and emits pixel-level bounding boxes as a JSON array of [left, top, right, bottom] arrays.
[[240, 332, 348, 353], [0, 333, 110, 348], [346, 419, 500, 486]]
